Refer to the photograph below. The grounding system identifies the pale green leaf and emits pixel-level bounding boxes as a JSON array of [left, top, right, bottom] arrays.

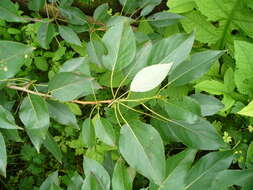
[[167, 0, 195, 13], [238, 101, 253, 117], [0, 0, 26, 22], [130, 63, 173, 92], [37, 22, 56, 49], [40, 171, 59, 190], [81, 119, 95, 148], [0, 105, 21, 129]]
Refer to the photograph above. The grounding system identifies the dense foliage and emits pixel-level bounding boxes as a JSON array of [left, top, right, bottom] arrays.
[[1, 0, 253, 189]]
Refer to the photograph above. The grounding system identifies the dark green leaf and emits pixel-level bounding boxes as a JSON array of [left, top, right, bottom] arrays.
[[0, 132, 6, 177], [102, 20, 136, 71], [37, 22, 56, 49], [112, 159, 132, 190], [0, 105, 21, 129], [83, 156, 110, 190], [47, 100, 79, 129], [81, 119, 95, 148], [92, 115, 116, 147], [168, 50, 224, 86], [48, 72, 101, 101], [119, 120, 166, 185], [28, 0, 45, 11], [43, 132, 63, 163], [58, 25, 82, 46], [0, 0, 26, 22], [0, 41, 34, 80], [184, 151, 233, 190], [60, 6, 87, 25], [60, 57, 91, 76], [19, 94, 50, 152]]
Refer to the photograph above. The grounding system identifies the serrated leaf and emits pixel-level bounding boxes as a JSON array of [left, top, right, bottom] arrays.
[[83, 156, 111, 190], [234, 40, 253, 96], [169, 50, 224, 86], [102, 20, 136, 71], [184, 151, 233, 190], [112, 159, 132, 190], [48, 72, 101, 101], [119, 120, 166, 185], [0, 41, 34, 80], [92, 115, 116, 147], [130, 63, 173, 92], [37, 22, 56, 49], [0, 132, 7, 177], [58, 25, 82, 46], [47, 100, 79, 129], [19, 94, 50, 152], [0, 105, 21, 129]]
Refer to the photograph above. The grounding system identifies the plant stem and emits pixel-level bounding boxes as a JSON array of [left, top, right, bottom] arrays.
[[6, 85, 113, 105]]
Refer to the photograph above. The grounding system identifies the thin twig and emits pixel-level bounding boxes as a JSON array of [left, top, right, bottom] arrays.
[[6, 85, 113, 105]]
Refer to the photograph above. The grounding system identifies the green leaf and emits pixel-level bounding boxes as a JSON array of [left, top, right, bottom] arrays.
[[81, 119, 95, 148], [37, 22, 56, 49], [0, 132, 7, 177], [184, 151, 233, 190], [158, 149, 197, 190], [93, 3, 111, 22], [167, 0, 195, 13], [0, 41, 34, 80], [19, 94, 50, 152], [119, 120, 166, 185], [60, 57, 91, 76], [87, 40, 106, 67], [0, 0, 26, 22], [238, 101, 253, 117], [180, 11, 222, 45], [194, 80, 227, 95], [191, 93, 224, 116], [0, 105, 21, 129], [48, 72, 101, 101], [67, 172, 83, 190], [60, 6, 87, 25], [130, 63, 173, 92], [83, 156, 111, 190], [92, 115, 116, 147], [148, 12, 184, 28], [246, 141, 253, 168], [47, 100, 79, 129], [169, 50, 224, 86], [82, 173, 102, 190], [28, 0, 45, 11], [112, 159, 132, 190], [58, 25, 82, 46], [165, 118, 225, 150], [147, 33, 194, 68], [43, 132, 62, 163], [210, 169, 253, 190], [224, 67, 235, 93], [34, 57, 48, 71], [234, 40, 253, 96], [102, 20, 136, 71], [158, 97, 201, 123], [39, 171, 59, 190]]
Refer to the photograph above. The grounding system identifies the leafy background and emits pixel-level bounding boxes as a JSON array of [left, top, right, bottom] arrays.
[[1, 0, 253, 189]]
